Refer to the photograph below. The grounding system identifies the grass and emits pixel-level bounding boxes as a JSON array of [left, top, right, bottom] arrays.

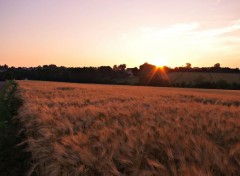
[[0, 81, 30, 175], [16, 80, 240, 176]]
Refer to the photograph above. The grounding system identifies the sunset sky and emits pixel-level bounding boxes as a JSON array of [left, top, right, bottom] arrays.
[[1, 0, 240, 68]]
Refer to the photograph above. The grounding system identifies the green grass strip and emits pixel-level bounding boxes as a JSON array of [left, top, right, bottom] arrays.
[[0, 81, 31, 175]]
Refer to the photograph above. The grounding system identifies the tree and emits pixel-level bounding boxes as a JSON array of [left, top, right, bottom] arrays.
[[49, 64, 57, 69], [98, 66, 113, 74], [186, 63, 191, 68], [113, 65, 118, 71], [118, 64, 126, 71], [139, 62, 155, 72], [131, 67, 139, 77], [214, 63, 220, 68]]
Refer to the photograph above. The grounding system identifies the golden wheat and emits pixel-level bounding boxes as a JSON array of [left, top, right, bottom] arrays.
[[16, 80, 240, 176]]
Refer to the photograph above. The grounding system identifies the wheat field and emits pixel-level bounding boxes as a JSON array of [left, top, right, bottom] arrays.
[[16, 81, 240, 176]]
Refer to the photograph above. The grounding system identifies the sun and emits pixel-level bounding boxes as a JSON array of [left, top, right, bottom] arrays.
[[151, 57, 168, 67]]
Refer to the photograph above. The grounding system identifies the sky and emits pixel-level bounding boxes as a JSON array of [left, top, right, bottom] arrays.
[[0, 0, 240, 68]]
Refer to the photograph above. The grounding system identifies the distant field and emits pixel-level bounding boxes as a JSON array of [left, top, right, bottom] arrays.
[[120, 72, 240, 87], [17, 81, 240, 176], [168, 72, 240, 84]]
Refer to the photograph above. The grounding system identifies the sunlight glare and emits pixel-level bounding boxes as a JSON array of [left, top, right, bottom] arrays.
[[151, 57, 168, 67]]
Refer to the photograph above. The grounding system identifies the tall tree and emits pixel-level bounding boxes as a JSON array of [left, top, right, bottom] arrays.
[[186, 63, 191, 68], [214, 63, 221, 68], [118, 64, 126, 71]]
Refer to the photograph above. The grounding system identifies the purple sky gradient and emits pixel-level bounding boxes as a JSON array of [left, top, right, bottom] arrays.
[[0, 0, 240, 67]]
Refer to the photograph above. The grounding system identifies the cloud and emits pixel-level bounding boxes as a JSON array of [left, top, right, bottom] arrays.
[[158, 22, 199, 36], [115, 20, 240, 58], [197, 23, 240, 37], [139, 20, 240, 39], [140, 22, 199, 38]]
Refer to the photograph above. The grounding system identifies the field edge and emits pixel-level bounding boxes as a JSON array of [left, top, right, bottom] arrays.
[[0, 81, 31, 176]]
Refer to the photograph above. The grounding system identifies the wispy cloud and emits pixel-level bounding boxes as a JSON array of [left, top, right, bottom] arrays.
[[113, 20, 240, 67], [197, 23, 240, 37], [140, 20, 240, 38], [140, 22, 199, 38]]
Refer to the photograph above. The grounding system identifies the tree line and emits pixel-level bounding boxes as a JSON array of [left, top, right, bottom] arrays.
[[0, 64, 130, 84], [0, 63, 239, 89]]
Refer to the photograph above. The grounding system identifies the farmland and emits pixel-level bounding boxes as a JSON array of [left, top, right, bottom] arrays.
[[16, 81, 240, 176], [114, 72, 240, 87], [168, 72, 240, 84]]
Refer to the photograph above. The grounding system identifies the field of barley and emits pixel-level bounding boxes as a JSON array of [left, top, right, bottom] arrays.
[[16, 80, 240, 176]]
